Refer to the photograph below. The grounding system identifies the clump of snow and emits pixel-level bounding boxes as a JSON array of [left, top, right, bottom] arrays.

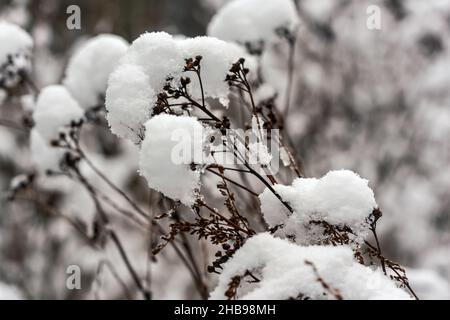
[[259, 170, 377, 245], [105, 64, 155, 144], [301, 0, 338, 22], [207, 0, 299, 48], [121, 32, 186, 91], [210, 233, 411, 300], [0, 21, 33, 89], [180, 36, 254, 106], [32, 85, 84, 142], [0, 282, 24, 300], [63, 34, 129, 110], [106, 32, 253, 143], [139, 114, 208, 206]]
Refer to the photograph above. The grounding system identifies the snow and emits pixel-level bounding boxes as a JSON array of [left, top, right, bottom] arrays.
[[210, 233, 411, 300], [9, 173, 31, 191], [0, 282, 24, 300], [63, 34, 128, 110], [121, 32, 186, 92], [181, 36, 254, 106], [301, 0, 338, 22], [406, 268, 450, 300], [105, 64, 155, 144], [207, 0, 299, 47], [248, 141, 272, 166], [139, 114, 208, 206], [259, 170, 377, 245], [0, 21, 33, 66], [0, 21, 33, 88], [106, 32, 253, 143], [32, 85, 84, 142]]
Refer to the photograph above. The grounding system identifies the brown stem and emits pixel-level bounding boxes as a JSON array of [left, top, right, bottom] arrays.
[[206, 168, 258, 197]]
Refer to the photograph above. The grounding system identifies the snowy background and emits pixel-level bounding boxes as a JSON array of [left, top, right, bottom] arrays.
[[0, 0, 449, 299]]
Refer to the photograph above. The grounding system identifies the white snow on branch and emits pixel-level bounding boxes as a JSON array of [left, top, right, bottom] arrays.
[[63, 34, 129, 110], [207, 0, 299, 47], [139, 114, 208, 206], [105, 64, 155, 144], [210, 233, 411, 300], [32, 85, 84, 142], [180, 36, 255, 106], [259, 170, 377, 245], [105, 32, 253, 143]]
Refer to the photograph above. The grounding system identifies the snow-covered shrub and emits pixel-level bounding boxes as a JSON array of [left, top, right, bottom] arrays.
[[63, 34, 129, 110], [0, 21, 33, 91]]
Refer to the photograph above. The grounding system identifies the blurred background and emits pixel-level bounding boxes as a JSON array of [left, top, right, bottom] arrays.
[[0, 0, 450, 299]]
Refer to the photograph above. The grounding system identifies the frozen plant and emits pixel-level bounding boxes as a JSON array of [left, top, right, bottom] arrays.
[[1, 0, 436, 300]]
